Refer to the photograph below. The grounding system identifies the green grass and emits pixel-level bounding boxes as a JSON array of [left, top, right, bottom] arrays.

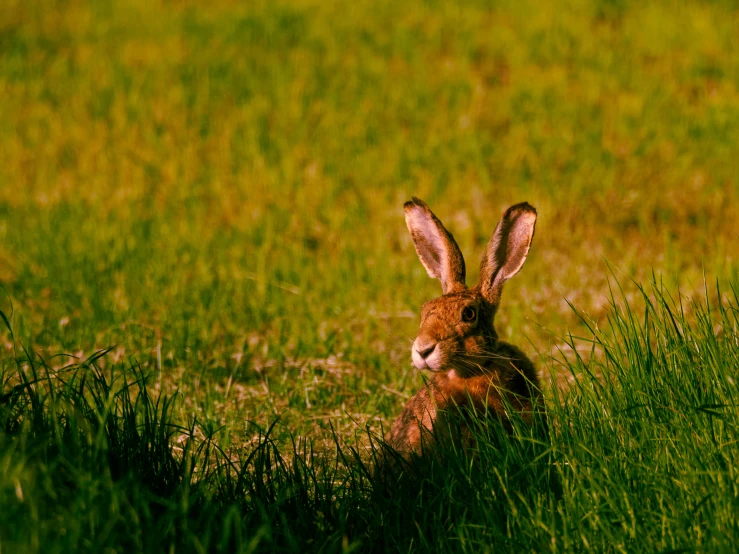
[[2, 278, 739, 552], [1, 0, 738, 551]]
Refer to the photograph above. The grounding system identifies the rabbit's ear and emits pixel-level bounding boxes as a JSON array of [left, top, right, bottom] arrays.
[[404, 197, 466, 294], [479, 202, 537, 305]]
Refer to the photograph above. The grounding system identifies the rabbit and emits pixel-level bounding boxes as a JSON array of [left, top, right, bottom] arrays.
[[385, 197, 542, 460]]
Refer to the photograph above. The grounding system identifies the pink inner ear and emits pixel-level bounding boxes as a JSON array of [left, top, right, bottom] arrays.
[[497, 211, 536, 281], [416, 235, 441, 269], [479, 203, 536, 304], [404, 201, 466, 294], [406, 208, 445, 278]]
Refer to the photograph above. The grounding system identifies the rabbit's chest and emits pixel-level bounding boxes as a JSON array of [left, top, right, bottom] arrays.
[[432, 372, 505, 410], [386, 372, 509, 457]]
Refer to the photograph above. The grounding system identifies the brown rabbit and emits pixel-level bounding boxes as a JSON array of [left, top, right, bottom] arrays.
[[386, 197, 542, 460]]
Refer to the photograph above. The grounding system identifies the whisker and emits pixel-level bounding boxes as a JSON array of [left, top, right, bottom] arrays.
[[466, 348, 519, 362]]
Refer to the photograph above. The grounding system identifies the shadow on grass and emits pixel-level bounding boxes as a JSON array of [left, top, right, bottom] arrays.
[[0, 310, 555, 553]]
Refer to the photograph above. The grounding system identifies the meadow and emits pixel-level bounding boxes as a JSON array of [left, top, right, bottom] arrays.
[[1, 0, 738, 551]]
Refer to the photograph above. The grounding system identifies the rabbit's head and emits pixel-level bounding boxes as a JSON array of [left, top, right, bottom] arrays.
[[404, 198, 536, 376]]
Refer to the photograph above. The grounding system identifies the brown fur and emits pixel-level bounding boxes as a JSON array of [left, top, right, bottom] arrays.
[[385, 198, 541, 460], [386, 340, 540, 458]]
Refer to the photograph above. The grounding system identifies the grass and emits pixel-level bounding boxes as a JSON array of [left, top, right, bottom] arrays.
[[2, 278, 739, 552], [0, 0, 738, 551]]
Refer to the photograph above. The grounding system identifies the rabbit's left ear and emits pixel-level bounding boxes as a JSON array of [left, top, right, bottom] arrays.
[[404, 197, 466, 294], [479, 202, 537, 305]]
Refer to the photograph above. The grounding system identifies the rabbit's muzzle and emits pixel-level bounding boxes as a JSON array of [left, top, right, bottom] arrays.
[[412, 334, 439, 369]]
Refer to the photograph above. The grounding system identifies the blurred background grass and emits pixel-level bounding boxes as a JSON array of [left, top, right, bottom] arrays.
[[0, 0, 737, 440]]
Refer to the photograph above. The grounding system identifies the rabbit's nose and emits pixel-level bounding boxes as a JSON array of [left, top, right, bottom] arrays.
[[416, 341, 437, 359]]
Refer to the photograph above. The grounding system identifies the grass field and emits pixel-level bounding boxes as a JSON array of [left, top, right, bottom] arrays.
[[1, 0, 738, 551]]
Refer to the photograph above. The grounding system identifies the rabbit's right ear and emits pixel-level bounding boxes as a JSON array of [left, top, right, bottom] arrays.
[[479, 202, 537, 305], [404, 197, 466, 294]]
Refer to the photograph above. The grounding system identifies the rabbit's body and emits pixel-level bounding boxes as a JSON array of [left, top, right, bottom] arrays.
[[385, 198, 542, 460], [387, 340, 538, 457]]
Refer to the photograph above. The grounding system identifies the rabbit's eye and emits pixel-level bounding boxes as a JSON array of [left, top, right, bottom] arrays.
[[462, 306, 477, 322]]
